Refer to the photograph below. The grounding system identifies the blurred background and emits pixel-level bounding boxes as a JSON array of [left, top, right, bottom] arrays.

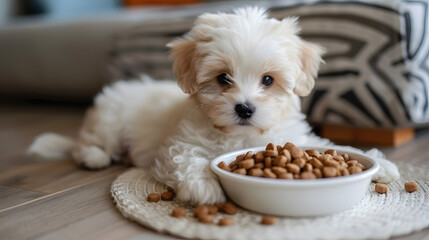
[[0, 0, 428, 145], [0, 0, 223, 103]]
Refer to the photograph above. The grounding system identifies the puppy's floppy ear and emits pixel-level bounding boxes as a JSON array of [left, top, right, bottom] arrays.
[[294, 40, 325, 96], [167, 12, 225, 94], [167, 37, 199, 95]]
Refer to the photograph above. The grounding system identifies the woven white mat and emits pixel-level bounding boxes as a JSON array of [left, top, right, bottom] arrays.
[[111, 163, 429, 240]]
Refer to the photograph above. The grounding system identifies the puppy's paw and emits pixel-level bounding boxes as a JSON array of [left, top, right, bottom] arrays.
[[72, 145, 111, 169], [372, 157, 400, 183], [176, 175, 225, 205]]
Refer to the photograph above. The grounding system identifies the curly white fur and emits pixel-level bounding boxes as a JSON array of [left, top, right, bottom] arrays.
[[28, 7, 400, 205]]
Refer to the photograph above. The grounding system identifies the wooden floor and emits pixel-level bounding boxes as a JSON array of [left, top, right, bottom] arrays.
[[0, 103, 428, 240]]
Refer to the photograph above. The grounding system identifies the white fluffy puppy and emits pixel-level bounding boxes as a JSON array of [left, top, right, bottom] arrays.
[[29, 7, 399, 204]]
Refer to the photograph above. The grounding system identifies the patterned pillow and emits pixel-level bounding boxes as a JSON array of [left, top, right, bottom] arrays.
[[109, 0, 429, 127]]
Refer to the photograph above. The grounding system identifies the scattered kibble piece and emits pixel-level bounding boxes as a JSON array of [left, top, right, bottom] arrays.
[[161, 191, 174, 201], [261, 216, 277, 225], [404, 182, 418, 193], [375, 183, 388, 194], [207, 205, 218, 215], [193, 205, 209, 217], [218, 203, 238, 215], [218, 217, 234, 226], [171, 207, 186, 218], [198, 214, 214, 224], [147, 193, 160, 202]]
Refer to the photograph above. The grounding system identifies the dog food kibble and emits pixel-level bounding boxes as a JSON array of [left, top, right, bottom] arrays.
[[147, 193, 160, 202], [233, 168, 247, 175], [322, 167, 337, 178], [194, 205, 209, 217], [198, 214, 214, 224], [280, 149, 292, 161], [161, 191, 175, 201], [239, 159, 255, 169], [325, 149, 337, 156], [171, 207, 186, 218], [278, 172, 294, 179], [218, 217, 234, 226], [167, 186, 175, 192], [325, 159, 340, 168], [218, 203, 238, 215], [264, 150, 278, 157], [264, 157, 272, 168], [333, 155, 344, 162], [163, 203, 241, 226], [405, 182, 418, 192], [306, 149, 321, 158], [319, 154, 333, 164], [271, 166, 287, 175], [151, 194, 241, 227], [244, 151, 253, 159], [348, 166, 363, 174], [273, 156, 287, 167], [254, 162, 265, 169], [286, 163, 300, 174], [236, 154, 245, 162], [304, 163, 313, 172], [300, 171, 316, 179], [313, 168, 322, 178], [292, 158, 306, 168], [310, 157, 324, 169], [249, 168, 264, 177], [263, 168, 277, 178], [303, 151, 311, 161], [266, 143, 275, 150], [255, 151, 265, 162], [261, 216, 277, 225], [217, 161, 228, 169], [220, 142, 368, 180], [290, 147, 304, 159], [375, 183, 388, 194], [346, 160, 358, 167], [340, 168, 350, 176], [207, 205, 219, 215]]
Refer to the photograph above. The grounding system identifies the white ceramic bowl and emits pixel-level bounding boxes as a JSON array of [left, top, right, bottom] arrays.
[[210, 146, 379, 217]]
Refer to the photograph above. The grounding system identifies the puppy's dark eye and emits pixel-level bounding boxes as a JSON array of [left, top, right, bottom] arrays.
[[262, 75, 274, 87], [217, 73, 232, 85]]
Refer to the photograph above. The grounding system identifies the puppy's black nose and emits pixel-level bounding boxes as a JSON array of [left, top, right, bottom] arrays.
[[235, 103, 255, 119]]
